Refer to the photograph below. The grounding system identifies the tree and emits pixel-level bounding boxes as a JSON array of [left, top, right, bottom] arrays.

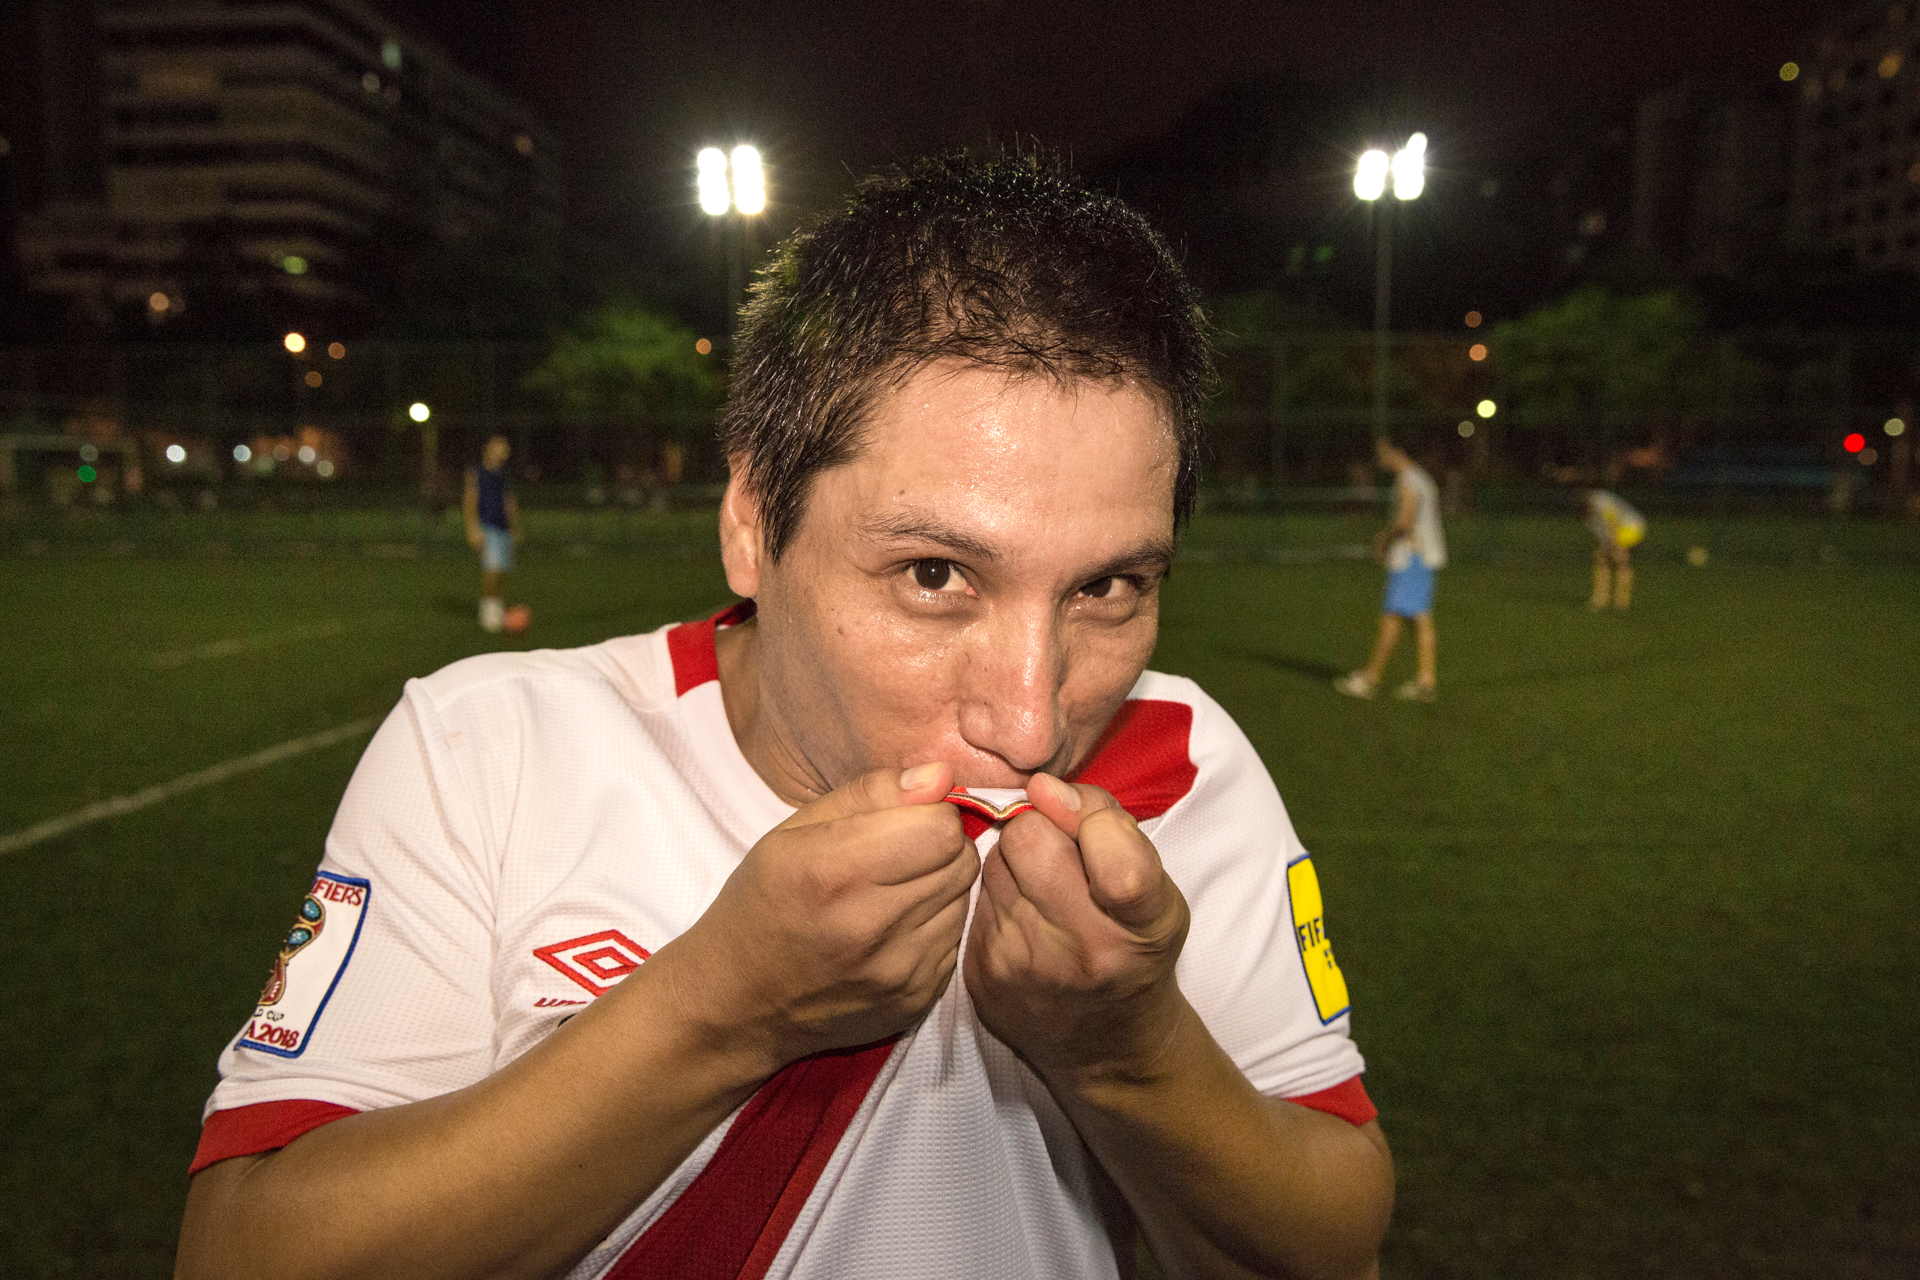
[[524, 301, 724, 461], [1492, 286, 1714, 449]]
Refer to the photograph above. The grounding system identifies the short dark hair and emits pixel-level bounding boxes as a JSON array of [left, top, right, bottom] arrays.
[[720, 152, 1212, 560]]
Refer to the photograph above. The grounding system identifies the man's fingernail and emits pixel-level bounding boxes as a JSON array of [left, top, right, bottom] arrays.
[[900, 763, 943, 791], [1036, 772, 1080, 811]]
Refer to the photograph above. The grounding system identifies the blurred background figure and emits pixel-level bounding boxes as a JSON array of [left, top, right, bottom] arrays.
[[1337, 437, 1446, 702], [463, 435, 523, 633], [1586, 489, 1645, 610]]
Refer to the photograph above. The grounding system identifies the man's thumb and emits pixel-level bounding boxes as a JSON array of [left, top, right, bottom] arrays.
[[780, 761, 953, 830]]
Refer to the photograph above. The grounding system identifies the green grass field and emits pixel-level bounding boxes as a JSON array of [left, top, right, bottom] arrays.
[[2, 514, 1916, 1278]]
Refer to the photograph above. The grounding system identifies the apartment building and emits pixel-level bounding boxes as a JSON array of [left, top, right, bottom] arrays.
[[1791, 1, 1920, 271], [9, 0, 561, 329]]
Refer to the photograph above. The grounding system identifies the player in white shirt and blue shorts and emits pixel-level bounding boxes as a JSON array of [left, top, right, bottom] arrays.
[[177, 155, 1394, 1280], [1338, 437, 1446, 702]]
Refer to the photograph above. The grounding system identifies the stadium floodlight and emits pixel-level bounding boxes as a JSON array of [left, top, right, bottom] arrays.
[[700, 142, 770, 338], [697, 147, 731, 216], [1354, 150, 1390, 201], [409, 401, 431, 423], [730, 145, 766, 215], [1391, 132, 1427, 200]]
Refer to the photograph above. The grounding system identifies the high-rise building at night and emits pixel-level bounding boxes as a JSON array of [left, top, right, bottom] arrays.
[[1632, 84, 1791, 280], [5, 0, 562, 331], [1790, 2, 1920, 272]]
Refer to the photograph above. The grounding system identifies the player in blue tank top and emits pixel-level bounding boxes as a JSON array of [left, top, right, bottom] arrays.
[[462, 436, 522, 632]]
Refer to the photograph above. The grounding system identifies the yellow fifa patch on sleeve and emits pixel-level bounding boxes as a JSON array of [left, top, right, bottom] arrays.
[[1287, 855, 1351, 1023]]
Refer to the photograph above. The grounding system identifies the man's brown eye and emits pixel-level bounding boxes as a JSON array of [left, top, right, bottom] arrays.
[[1083, 577, 1115, 598], [912, 560, 952, 590]]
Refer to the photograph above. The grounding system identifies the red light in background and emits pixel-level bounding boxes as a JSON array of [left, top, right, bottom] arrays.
[[1843, 433, 1866, 453]]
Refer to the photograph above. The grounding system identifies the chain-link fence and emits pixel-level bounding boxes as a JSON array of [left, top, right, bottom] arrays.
[[3, 331, 1917, 560]]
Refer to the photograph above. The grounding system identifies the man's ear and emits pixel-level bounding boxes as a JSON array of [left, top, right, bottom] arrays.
[[719, 459, 766, 600]]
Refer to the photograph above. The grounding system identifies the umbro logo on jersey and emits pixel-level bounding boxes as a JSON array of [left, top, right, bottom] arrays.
[[533, 929, 653, 997]]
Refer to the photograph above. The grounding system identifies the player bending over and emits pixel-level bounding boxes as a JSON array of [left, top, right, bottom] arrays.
[[1337, 436, 1446, 702], [177, 154, 1394, 1280], [1586, 489, 1644, 610]]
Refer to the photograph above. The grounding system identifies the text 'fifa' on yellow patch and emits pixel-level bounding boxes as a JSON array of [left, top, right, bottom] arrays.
[[1287, 856, 1351, 1023]]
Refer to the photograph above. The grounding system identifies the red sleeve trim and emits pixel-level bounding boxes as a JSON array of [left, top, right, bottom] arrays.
[[1285, 1076, 1377, 1127], [189, 1099, 359, 1175]]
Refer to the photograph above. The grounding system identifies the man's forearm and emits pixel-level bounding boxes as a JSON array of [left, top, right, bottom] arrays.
[[177, 946, 780, 1280], [1054, 999, 1393, 1280]]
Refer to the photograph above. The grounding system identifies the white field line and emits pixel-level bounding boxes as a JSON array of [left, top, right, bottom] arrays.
[[1307, 828, 1609, 844], [147, 618, 369, 669], [0, 717, 378, 858]]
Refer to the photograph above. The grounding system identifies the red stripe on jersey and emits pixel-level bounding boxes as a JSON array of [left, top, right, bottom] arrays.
[[667, 601, 757, 696], [1071, 699, 1199, 820], [607, 1037, 897, 1280], [1286, 1075, 1378, 1127], [188, 1098, 358, 1175]]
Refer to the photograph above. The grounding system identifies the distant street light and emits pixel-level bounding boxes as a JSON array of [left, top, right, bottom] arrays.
[[409, 401, 431, 422], [1356, 133, 1427, 440], [698, 144, 768, 337]]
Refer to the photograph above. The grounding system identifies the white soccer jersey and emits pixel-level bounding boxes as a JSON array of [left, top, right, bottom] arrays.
[[1387, 463, 1447, 572], [196, 604, 1373, 1280]]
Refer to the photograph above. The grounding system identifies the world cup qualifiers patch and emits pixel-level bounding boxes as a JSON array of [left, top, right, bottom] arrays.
[[1287, 855, 1351, 1024], [238, 871, 370, 1058]]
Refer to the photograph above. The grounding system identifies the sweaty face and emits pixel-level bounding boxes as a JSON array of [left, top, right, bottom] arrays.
[[720, 360, 1178, 802]]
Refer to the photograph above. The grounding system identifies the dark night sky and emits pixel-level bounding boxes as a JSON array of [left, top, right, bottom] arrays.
[[385, 0, 1857, 216], [376, 0, 1868, 330]]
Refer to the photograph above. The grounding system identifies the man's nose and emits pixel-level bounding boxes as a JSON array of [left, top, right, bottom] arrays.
[[957, 609, 1067, 773]]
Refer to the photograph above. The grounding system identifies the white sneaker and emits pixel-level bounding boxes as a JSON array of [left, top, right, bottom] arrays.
[[1334, 673, 1377, 699], [1394, 680, 1436, 702], [479, 596, 505, 632]]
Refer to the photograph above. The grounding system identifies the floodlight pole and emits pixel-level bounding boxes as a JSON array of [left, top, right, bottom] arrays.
[[1371, 200, 1393, 442], [699, 145, 766, 350], [1357, 133, 1424, 444]]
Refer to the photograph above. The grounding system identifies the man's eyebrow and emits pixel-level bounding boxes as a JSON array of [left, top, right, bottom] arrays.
[[1085, 539, 1176, 581], [859, 512, 1002, 562]]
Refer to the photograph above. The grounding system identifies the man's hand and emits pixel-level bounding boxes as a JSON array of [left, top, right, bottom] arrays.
[[664, 762, 979, 1069], [465, 524, 484, 551], [963, 772, 1190, 1085]]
